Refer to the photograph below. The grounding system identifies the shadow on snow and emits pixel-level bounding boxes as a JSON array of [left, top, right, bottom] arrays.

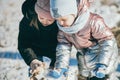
[[0, 51, 22, 59]]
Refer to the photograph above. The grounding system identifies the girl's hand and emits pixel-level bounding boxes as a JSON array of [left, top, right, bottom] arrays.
[[30, 59, 45, 75]]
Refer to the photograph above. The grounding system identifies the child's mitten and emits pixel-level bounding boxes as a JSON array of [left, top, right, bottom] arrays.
[[49, 68, 68, 78], [93, 64, 107, 78]]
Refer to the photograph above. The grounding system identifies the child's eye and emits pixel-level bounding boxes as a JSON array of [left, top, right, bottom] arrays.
[[61, 19, 66, 21]]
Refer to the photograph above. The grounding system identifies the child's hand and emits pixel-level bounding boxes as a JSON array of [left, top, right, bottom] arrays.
[[93, 64, 107, 78], [30, 59, 45, 75], [49, 68, 68, 78]]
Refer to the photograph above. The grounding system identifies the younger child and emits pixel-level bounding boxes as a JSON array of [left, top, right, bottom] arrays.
[[49, 0, 119, 80]]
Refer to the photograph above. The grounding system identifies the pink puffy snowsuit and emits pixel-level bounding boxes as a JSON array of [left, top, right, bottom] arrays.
[[50, 0, 119, 78]]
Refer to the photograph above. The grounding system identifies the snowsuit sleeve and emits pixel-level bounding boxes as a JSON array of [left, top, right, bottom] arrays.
[[55, 30, 72, 69]]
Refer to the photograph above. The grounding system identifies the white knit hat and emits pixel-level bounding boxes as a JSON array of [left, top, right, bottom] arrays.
[[50, 0, 78, 18]]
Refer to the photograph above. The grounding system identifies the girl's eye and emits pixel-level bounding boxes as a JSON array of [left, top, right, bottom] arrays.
[[48, 20, 54, 23], [48, 20, 52, 22], [40, 17, 44, 20]]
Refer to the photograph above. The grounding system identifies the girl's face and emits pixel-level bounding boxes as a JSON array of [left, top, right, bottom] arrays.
[[38, 14, 55, 26], [56, 14, 75, 27]]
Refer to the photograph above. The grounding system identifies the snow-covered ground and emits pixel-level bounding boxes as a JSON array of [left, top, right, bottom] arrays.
[[0, 0, 120, 80]]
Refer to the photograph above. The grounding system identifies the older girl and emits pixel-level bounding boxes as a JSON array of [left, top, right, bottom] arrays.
[[18, 0, 58, 76]]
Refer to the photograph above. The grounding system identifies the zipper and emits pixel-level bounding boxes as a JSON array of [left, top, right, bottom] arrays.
[[72, 34, 89, 69]]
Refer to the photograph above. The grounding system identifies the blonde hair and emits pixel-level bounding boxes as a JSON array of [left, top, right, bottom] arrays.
[[29, 16, 39, 30], [25, 11, 39, 30]]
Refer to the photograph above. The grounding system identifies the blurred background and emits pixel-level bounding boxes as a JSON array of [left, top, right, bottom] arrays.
[[0, 0, 120, 80]]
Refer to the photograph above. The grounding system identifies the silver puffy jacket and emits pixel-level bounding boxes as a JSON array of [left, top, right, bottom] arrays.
[[55, 13, 119, 77]]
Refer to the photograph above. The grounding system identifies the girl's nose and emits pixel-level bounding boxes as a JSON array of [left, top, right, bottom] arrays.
[[42, 19, 47, 23], [41, 19, 48, 26]]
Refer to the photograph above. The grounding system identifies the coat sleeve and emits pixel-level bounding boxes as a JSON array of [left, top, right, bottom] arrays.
[[18, 17, 38, 66], [91, 16, 119, 73], [55, 31, 72, 69]]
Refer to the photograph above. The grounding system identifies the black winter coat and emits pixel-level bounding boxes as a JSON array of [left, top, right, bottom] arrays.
[[18, 0, 58, 66]]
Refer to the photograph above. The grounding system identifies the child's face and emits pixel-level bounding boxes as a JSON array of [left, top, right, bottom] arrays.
[[38, 14, 55, 26], [56, 14, 75, 27]]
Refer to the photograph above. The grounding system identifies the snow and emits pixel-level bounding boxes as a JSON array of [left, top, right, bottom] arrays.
[[0, 0, 120, 80]]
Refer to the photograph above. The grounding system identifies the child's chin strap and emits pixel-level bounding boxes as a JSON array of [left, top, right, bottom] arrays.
[[77, 0, 86, 15], [77, 0, 93, 15], [72, 0, 86, 26]]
